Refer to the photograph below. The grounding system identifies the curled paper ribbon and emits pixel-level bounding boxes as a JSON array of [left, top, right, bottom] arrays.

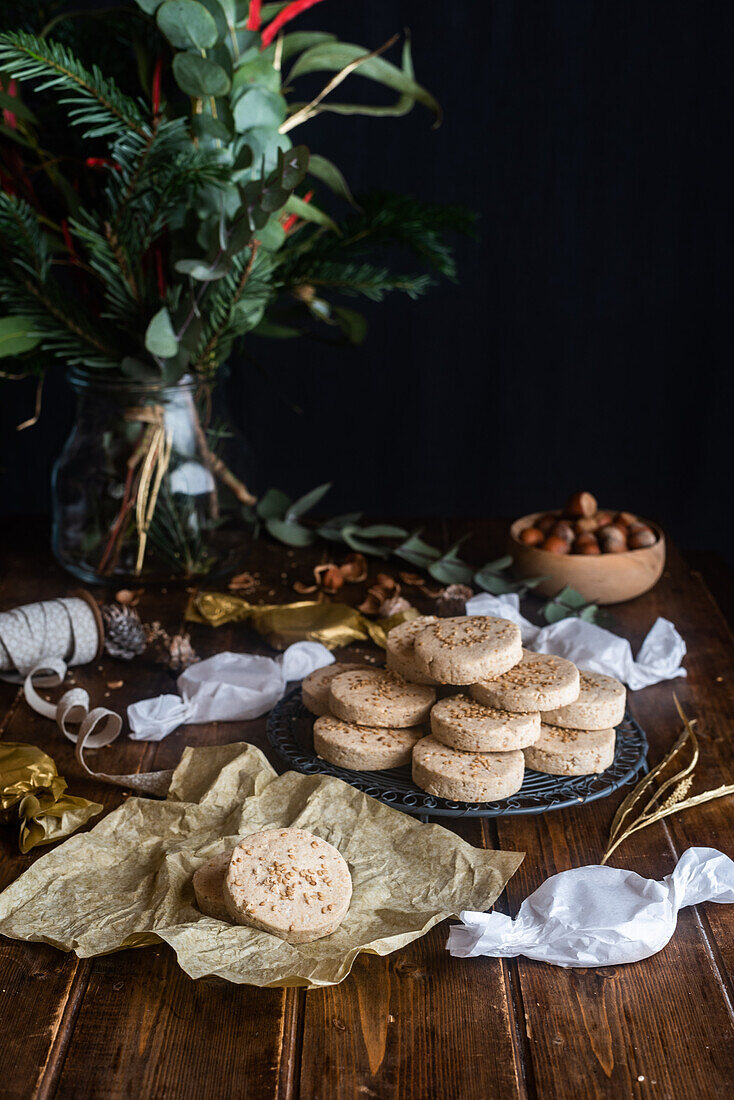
[[0, 593, 103, 680], [465, 592, 686, 690], [21, 658, 173, 796], [447, 847, 734, 967]]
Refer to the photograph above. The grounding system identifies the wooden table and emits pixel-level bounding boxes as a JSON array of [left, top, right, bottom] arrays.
[[1, 520, 733, 1100]]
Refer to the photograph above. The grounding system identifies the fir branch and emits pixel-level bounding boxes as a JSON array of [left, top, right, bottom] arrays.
[[193, 242, 262, 370], [294, 262, 435, 301], [104, 220, 139, 302], [0, 30, 148, 139]]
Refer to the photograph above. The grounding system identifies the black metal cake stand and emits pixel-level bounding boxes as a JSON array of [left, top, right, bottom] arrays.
[[267, 688, 648, 821]]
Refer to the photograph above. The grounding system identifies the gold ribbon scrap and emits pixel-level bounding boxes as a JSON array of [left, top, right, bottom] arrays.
[[185, 593, 418, 651], [0, 742, 102, 853]]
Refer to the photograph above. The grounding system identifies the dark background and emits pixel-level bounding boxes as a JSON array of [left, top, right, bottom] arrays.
[[1, 1, 732, 560]]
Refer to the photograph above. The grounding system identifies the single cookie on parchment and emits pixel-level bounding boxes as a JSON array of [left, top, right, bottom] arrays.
[[471, 650, 580, 713], [314, 714, 425, 771], [302, 662, 360, 716], [413, 616, 522, 685], [523, 723, 616, 776], [430, 693, 540, 752], [541, 669, 626, 730], [224, 828, 352, 943], [385, 615, 439, 684], [412, 734, 525, 803], [193, 850, 232, 922], [328, 668, 436, 728]]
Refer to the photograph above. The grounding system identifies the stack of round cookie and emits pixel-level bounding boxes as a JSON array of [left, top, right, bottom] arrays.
[[301, 616, 627, 803]]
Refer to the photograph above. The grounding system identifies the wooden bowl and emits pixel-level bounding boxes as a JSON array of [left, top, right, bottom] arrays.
[[508, 512, 666, 605]]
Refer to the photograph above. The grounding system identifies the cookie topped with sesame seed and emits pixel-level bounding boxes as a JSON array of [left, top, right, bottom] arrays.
[[471, 650, 580, 713], [314, 714, 425, 771], [302, 662, 362, 716], [413, 616, 522, 685], [431, 693, 540, 752], [385, 615, 440, 684], [524, 723, 616, 776], [541, 668, 626, 730], [193, 849, 233, 922], [224, 828, 352, 943], [412, 733, 525, 802], [329, 668, 436, 727]]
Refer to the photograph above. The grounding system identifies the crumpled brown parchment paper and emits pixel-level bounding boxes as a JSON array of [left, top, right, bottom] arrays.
[[0, 742, 523, 987]]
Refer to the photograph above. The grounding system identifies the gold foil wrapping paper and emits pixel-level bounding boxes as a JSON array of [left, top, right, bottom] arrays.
[[0, 742, 523, 987], [0, 742, 102, 853], [185, 592, 417, 650]]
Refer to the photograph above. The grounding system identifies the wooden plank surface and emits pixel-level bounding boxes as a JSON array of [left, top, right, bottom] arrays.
[[1, 519, 733, 1100]]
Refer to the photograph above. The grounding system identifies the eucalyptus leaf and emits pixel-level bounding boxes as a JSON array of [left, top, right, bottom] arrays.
[[233, 87, 287, 130], [428, 558, 474, 585], [265, 517, 315, 547], [353, 524, 407, 538], [555, 585, 588, 610], [543, 601, 569, 624], [232, 50, 281, 93], [340, 527, 391, 558], [308, 154, 358, 207], [280, 32, 337, 63], [285, 481, 332, 521], [316, 512, 363, 541], [0, 316, 41, 357], [333, 306, 367, 344], [192, 113, 232, 141], [156, 0, 220, 50], [173, 52, 231, 97], [253, 320, 300, 338], [133, 0, 162, 13], [0, 89, 36, 123], [283, 193, 340, 234], [175, 257, 231, 280], [256, 487, 291, 520], [144, 307, 178, 358]]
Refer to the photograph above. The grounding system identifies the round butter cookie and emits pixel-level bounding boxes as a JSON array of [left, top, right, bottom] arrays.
[[430, 693, 540, 752], [224, 828, 352, 943], [385, 615, 439, 684], [329, 668, 435, 728], [314, 715, 424, 770], [302, 662, 359, 716], [541, 669, 626, 730], [413, 616, 522, 685], [193, 850, 232, 922], [524, 723, 616, 776], [471, 650, 580, 713], [412, 734, 524, 802]]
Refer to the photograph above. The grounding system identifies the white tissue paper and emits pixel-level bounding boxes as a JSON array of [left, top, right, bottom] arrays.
[[465, 593, 686, 690], [447, 848, 734, 967], [127, 642, 333, 741]]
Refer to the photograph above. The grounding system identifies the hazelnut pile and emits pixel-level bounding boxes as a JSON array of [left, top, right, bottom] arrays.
[[518, 492, 658, 555]]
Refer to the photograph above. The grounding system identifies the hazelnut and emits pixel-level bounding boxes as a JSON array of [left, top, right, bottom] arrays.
[[614, 511, 638, 527], [598, 525, 628, 553], [564, 491, 598, 518], [550, 521, 575, 543], [572, 533, 601, 555], [519, 526, 545, 546], [574, 517, 598, 534], [595, 511, 614, 529], [536, 514, 556, 535], [542, 535, 571, 554], [628, 526, 657, 549]]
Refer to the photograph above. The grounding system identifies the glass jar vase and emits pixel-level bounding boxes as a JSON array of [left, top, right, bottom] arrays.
[[52, 368, 254, 584]]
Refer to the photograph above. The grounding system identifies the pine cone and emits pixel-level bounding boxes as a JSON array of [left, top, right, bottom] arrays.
[[101, 603, 147, 660], [145, 622, 198, 672]]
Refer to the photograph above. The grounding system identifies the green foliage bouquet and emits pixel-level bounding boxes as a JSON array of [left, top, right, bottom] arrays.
[[0, 0, 471, 385], [0, 1, 472, 582]]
